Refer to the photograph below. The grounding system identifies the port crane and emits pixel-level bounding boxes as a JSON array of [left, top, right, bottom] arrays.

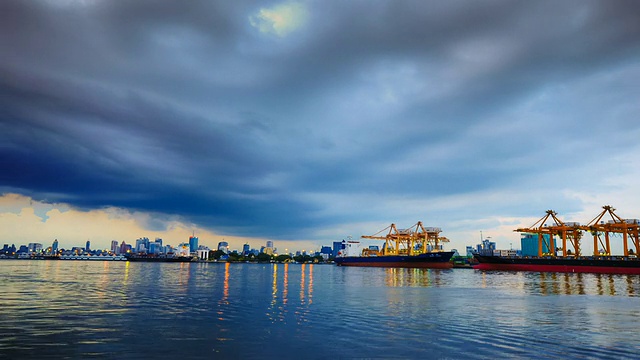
[[361, 221, 449, 256], [581, 205, 640, 257], [514, 210, 582, 257]]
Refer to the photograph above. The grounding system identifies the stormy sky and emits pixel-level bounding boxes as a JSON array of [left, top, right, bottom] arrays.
[[1, 0, 640, 250]]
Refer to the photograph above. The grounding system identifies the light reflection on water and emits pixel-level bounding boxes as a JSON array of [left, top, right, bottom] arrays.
[[1, 261, 640, 359]]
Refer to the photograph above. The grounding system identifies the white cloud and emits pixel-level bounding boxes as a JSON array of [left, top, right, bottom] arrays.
[[250, 2, 308, 37]]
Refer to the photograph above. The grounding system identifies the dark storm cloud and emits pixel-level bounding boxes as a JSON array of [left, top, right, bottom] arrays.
[[1, 0, 639, 240]]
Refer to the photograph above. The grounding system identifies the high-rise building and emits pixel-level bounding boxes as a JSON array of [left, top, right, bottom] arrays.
[[242, 243, 250, 255], [120, 241, 128, 254], [85, 240, 91, 252], [218, 241, 229, 254], [135, 237, 150, 253], [28, 243, 43, 253], [52, 239, 59, 253], [111, 240, 119, 254], [189, 235, 199, 253], [164, 245, 174, 254], [263, 240, 275, 255]]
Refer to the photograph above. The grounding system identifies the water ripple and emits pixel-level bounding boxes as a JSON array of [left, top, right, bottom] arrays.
[[2, 261, 640, 358]]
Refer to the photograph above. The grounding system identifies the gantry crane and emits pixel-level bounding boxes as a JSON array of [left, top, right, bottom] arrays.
[[361, 221, 449, 256], [581, 205, 640, 257], [514, 210, 582, 257]]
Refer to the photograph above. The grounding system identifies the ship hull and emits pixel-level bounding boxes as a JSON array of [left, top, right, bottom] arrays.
[[473, 255, 640, 274], [335, 252, 454, 269]]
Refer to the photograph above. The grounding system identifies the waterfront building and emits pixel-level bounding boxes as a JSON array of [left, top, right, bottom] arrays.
[[263, 240, 275, 255], [135, 237, 150, 253], [28, 243, 43, 253], [242, 243, 250, 255], [85, 240, 91, 252], [189, 235, 199, 253], [110, 240, 119, 254], [218, 241, 229, 254], [320, 246, 332, 256], [332, 241, 342, 258], [119, 241, 129, 254], [262, 246, 274, 255], [466, 246, 474, 257], [149, 242, 160, 254], [154, 238, 163, 253], [18, 245, 28, 253], [197, 246, 210, 260], [476, 238, 496, 255], [52, 239, 59, 253]]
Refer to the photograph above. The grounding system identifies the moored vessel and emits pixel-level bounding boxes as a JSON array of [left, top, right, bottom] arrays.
[[473, 254, 640, 274], [335, 222, 454, 268], [474, 206, 640, 275]]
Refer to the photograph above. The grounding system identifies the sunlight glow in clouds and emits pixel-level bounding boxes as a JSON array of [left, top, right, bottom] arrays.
[[0, 194, 320, 252], [250, 2, 308, 37]]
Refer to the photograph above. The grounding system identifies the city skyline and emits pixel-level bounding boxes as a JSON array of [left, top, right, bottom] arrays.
[[1, 1, 640, 253]]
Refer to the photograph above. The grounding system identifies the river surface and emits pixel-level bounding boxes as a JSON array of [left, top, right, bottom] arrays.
[[1, 260, 639, 359]]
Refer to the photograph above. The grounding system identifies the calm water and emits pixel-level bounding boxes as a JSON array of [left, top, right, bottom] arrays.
[[1, 260, 640, 359]]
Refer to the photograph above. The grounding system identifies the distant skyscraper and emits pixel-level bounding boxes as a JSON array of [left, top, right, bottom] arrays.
[[120, 241, 128, 254], [242, 243, 250, 255], [52, 239, 59, 253], [218, 241, 229, 254], [111, 240, 119, 254], [266, 240, 274, 248], [28, 243, 43, 253], [189, 235, 199, 253], [135, 237, 150, 253], [85, 240, 91, 252]]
